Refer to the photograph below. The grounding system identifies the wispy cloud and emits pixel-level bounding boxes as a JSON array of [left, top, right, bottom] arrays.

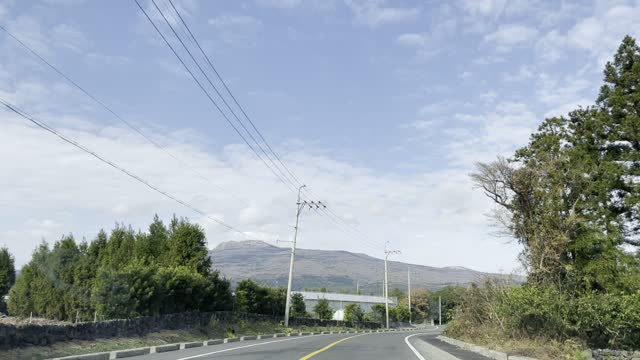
[[208, 14, 263, 44], [345, 0, 420, 27], [484, 24, 538, 51]]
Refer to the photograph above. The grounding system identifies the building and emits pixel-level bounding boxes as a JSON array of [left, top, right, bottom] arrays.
[[295, 291, 397, 321]]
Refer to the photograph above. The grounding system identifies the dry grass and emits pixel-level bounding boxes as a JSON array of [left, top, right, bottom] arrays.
[[0, 329, 208, 360], [452, 332, 588, 360], [0, 320, 361, 360]]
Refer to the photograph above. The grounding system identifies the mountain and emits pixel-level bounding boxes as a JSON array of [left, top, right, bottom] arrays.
[[209, 240, 514, 293]]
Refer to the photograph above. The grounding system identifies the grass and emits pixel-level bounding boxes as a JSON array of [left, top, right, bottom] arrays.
[[449, 332, 589, 360], [0, 329, 209, 360], [0, 320, 361, 360]]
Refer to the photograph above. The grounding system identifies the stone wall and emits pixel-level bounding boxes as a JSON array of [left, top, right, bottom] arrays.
[[0, 311, 381, 349], [592, 349, 640, 360]]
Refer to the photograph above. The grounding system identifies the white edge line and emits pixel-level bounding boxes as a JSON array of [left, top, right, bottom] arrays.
[[404, 333, 427, 360], [176, 333, 325, 360]]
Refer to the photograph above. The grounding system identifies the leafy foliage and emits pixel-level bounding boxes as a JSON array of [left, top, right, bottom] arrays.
[[235, 279, 286, 317], [343, 303, 364, 322], [8, 215, 232, 321], [471, 36, 640, 293], [455, 36, 640, 351], [313, 298, 333, 320], [0, 247, 16, 313], [290, 293, 307, 318]]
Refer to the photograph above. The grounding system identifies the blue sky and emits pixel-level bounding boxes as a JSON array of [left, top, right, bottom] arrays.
[[1, 0, 639, 276]]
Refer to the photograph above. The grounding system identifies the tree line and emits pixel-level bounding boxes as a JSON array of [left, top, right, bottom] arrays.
[[2, 215, 467, 325], [448, 36, 640, 352], [7, 216, 232, 321]]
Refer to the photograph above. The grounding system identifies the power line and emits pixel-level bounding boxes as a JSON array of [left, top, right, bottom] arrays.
[[134, 0, 386, 252], [157, 0, 296, 190], [165, 0, 304, 188], [134, 0, 297, 193], [0, 23, 251, 207], [159, 0, 385, 251], [0, 98, 259, 239]]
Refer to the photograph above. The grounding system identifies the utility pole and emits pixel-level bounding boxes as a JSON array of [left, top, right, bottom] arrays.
[[438, 296, 442, 325], [283, 185, 325, 327], [407, 267, 411, 325], [384, 242, 400, 329]]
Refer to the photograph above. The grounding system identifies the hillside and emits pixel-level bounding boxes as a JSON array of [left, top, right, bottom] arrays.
[[209, 240, 510, 293]]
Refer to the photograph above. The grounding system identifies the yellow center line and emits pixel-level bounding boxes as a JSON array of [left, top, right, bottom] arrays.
[[298, 333, 367, 360]]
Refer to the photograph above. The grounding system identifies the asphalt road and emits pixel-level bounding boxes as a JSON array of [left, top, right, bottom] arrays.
[[126, 328, 490, 360]]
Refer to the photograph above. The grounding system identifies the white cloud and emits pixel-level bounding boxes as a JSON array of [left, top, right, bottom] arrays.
[[484, 24, 538, 51], [535, 30, 566, 63], [536, 4, 640, 67], [208, 15, 263, 44], [460, 0, 507, 17], [396, 33, 429, 47], [51, 23, 89, 53], [255, 0, 303, 9], [459, 71, 472, 80], [536, 73, 591, 106], [86, 53, 131, 66], [209, 15, 263, 28], [345, 0, 420, 27], [0, 103, 520, 272], [0, 2, 11, 22], [502, 65, 534, 82]]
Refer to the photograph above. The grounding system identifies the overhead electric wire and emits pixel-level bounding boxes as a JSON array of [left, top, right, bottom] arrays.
[[153, 0, 296, 189], [160, 0, 382, 248], [135, 0, 297, 193], [135, 0, 389, 251], [0, 23, 251, 207], [0, 97, 259, 239], [165, 0, 304, 188]]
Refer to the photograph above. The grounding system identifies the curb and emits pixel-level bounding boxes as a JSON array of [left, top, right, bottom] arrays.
[[114, 348, 151, 359], [437, 335, 537, 360], [50, 327, 390, 360]]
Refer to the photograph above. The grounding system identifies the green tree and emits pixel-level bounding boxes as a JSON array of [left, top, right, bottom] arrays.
[[164, 217, 211, 275], [0, 247, 16, 312], [313, 298, 333, 320], [367, 303, 386, 323], [290, 293, 306, 318], [395, 304, 410, 322], [93, 262, 160, 319], [343, 303, 364, 322], [389, 288, 405, 300], [135, 215, 168, 264], [410, 288, 430, 322]]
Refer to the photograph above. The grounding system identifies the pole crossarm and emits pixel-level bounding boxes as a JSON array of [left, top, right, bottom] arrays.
[[284, 185, 325, 327], [383, 242, 401, 329]]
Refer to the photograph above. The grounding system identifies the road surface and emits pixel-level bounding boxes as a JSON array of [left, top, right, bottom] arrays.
[[126, 327, 490, 360]]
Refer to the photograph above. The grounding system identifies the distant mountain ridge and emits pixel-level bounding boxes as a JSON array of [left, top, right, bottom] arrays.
[[209, 240, 514, 293]]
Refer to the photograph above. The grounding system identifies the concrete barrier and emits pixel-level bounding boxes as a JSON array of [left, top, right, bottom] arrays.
[[154, 343, 180, 353], [184, 341, 203, 349], [206, 339, 224, 345], [273, 333, 286, 338], [225, 337, 240, 343], [240, 335, 257, 341], [56, 353, 111, 360], [114, 347, 151, 358]]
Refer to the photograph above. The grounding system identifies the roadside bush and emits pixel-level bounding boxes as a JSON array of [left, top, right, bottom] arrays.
[[343, 303, 364, 322], [313, 298, 333, 320], [574, 291, 640, 350], [446, 279, 640, 352]]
